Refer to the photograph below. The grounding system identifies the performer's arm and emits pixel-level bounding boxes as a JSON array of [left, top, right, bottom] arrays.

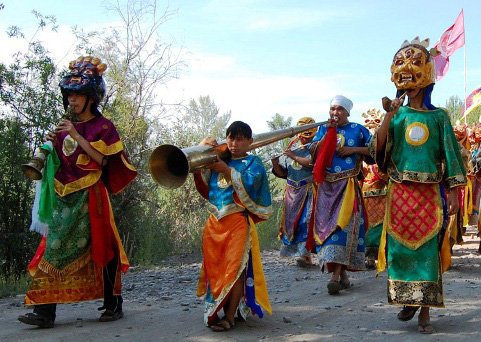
[[337, 146, 370, 157], [283, 150, 312, 168], [271, 156, 288, 178], [376, 98, 401, 154], [55, 119, 106, 166]]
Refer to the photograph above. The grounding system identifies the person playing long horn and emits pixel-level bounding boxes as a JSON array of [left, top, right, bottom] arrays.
[[194, 121, 273, 332], [372, 37, 467, 334], [310, 95, 373, 295]]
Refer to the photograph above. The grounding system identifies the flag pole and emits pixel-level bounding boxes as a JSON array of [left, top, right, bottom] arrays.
[[463, 43, 467, 125]]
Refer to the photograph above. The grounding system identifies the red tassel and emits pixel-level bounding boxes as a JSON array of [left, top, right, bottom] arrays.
[[313, 127, 337, 183]]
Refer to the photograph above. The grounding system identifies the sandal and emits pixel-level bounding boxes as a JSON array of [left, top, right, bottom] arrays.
[[99, 309, 124, 322], [418, 317, 435, 334], [365, 259, 376, 270], [18, 312, 54, 328], [327, 280, 341, 295], [235, 309, 246, 322], [397, 306, 419, 321], [210, 318, 235, 332]]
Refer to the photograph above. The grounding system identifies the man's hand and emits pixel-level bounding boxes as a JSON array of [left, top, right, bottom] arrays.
[[337, 146, 356, 157], [55, 119, 80, 140], [199, 137, 218, 147]]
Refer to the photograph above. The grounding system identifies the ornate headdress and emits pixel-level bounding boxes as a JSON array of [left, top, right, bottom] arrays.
[[296, 116, 317, 139], [390, 37, 435, 90], [59, 56, 108, 113], [361, 109, 385, 131]]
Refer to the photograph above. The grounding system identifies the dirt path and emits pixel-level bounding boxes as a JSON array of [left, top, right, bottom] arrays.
[[1, 229, 481, 342]]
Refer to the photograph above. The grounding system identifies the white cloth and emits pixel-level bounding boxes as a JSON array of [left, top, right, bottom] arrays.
[[29, 179, 49, 236], [330, 95, 353, 114]]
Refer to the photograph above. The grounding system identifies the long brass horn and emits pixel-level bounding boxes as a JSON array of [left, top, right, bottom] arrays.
[[149, 121, 323, 189]]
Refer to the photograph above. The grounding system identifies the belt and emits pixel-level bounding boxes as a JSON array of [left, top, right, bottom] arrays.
[[287, 178, 311, 187]]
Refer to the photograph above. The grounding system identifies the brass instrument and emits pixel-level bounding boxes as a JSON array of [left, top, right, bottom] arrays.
[[22, 147, 49, 180], [22, 108, 75, 180], [266, 143, 310, 162], [149, 121, 324, 189]]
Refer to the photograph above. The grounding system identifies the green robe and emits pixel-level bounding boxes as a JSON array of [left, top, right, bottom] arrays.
[[370, 105, 466, 307]]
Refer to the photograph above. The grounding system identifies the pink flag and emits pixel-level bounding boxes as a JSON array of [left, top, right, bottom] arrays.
[[433, 10, 465, 81]]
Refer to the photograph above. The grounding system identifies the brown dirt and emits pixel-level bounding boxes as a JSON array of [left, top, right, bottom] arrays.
[[1, 229, 481, 341]]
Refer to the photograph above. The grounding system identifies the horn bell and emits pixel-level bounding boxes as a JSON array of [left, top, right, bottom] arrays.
[[22, 157, 45, 180], [149, 144, 190, 190]]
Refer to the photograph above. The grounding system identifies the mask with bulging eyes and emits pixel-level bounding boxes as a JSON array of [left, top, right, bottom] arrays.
[[296, 117, 317, 139], [452, 122, 468, 142], [390, 44, 435, 90]]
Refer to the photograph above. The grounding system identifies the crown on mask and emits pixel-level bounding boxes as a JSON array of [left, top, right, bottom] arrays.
[[361, 108, 385, 130], [400, 36, 430, 49], [399, 36, 441, 58]]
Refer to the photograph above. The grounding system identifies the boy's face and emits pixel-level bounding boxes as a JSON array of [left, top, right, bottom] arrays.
[[226, 134, 253, 158], [68, 93, 91, 115]]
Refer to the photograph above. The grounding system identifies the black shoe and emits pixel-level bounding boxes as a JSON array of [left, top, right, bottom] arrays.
[[18, 313, 54, 328], [99, 309, 124, 322], [327, 280, 341, 295], [397, 306, 419, 322]]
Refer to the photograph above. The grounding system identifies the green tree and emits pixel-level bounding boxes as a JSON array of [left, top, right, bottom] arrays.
[[261, 113, 293, 160], [80, 0, 186, 263], [0, 11, 61, 280], [445, 95, 464, 123], [134, 95, 231, 263], [445, 95, 481, 125]]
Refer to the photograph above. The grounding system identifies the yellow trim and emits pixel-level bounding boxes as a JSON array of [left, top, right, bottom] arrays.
[[55, 171, 102, 197], [405, 122, 429, 146], [77, 153, 92, 166], [441, 217, 452, 273], [91, 140, 124, 156], [248, 215, 272, 315], [121, 153, 137, 172], [37, 249, 92, 279], [231, 169, 273, 220], [336, 178, 355, 229], [464, 180, 472, 226], [105, 189, 130, 271], [376, 209, 388, 274]]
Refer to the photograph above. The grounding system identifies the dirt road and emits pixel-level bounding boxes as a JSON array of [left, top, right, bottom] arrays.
[[1, 230, 481, 342]]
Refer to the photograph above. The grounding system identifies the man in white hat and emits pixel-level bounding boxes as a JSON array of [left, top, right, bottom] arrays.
[[310, 95, 373, 295]]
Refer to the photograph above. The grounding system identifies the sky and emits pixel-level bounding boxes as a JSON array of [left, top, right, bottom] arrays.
[[1, 0, 480, 133]]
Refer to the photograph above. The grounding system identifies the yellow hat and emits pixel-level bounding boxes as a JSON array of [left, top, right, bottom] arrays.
[[297, 117, 317, 139]]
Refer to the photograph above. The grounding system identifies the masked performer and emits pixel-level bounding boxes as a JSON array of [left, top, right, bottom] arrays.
[[18, 56, 137, 328], [310, 95, 373, 295], [272, 117, 317, 267], [361, 109, 388, 269], [449, 123, 473, 249], [372, 38, 466, 334], [194, 121, 272, 332], [468, 124, 481, 253]]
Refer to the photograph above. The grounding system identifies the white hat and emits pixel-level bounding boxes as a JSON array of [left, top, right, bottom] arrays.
[[330, 95, 353, 114]]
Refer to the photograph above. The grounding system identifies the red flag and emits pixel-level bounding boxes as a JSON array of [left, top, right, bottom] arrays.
[[313, 127, 337, 183], [433, 10, 465, 81]]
